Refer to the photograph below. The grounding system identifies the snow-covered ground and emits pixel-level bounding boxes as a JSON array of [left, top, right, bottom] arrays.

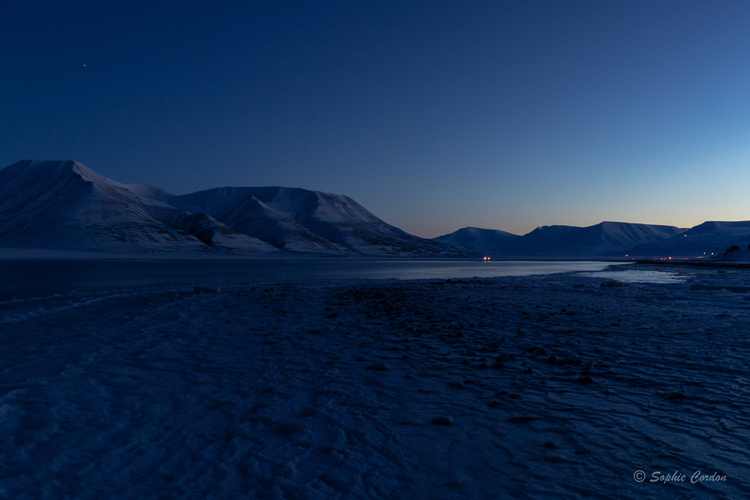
[[1, 265, 748, 499]]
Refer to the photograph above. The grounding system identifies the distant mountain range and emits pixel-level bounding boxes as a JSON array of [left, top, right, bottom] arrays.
[[0, 160, 462, 256], [434, 220, 750, 260], [627, 221, 750, 260], [433, 222, 685, 258], [2, 160, 748, 259]]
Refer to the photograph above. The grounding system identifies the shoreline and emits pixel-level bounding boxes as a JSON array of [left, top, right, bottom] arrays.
[[636, 259, 750, 269], [0, 247, 636, 262]]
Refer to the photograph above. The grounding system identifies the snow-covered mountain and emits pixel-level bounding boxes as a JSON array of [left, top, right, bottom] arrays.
[[627, 221, 750, 259], [518, 222, 685, 257], [8, 159, 743, 260], [435, 220, 750, 260], [170, 186, 460, 255], [0, 160, 213, 252], [434, 221, 685, 258], [433, 227, 521, 256], [0, 160, 462, 256]]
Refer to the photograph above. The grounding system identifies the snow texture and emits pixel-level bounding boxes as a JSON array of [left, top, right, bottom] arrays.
[[1, 264, 748, 499]]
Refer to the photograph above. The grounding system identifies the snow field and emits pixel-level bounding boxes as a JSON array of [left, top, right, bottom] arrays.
[[1, 265, 749, 499]]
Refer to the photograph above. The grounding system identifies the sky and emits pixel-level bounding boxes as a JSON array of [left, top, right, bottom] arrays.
[[2, 0, 750, 238]]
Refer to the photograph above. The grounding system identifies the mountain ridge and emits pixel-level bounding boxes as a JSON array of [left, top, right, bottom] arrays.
[[0, 160, 462, 256], [434, 220, 750, 259], [3, 160, 747, 259]]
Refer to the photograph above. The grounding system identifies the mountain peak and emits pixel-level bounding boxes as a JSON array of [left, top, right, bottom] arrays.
[[0, 160, 462, 257]]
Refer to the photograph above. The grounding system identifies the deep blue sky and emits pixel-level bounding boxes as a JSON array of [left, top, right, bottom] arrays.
[[2, 1, 749, 237]]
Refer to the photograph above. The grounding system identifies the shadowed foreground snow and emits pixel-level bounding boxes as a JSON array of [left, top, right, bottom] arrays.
[[2, 266, 749, 499]]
